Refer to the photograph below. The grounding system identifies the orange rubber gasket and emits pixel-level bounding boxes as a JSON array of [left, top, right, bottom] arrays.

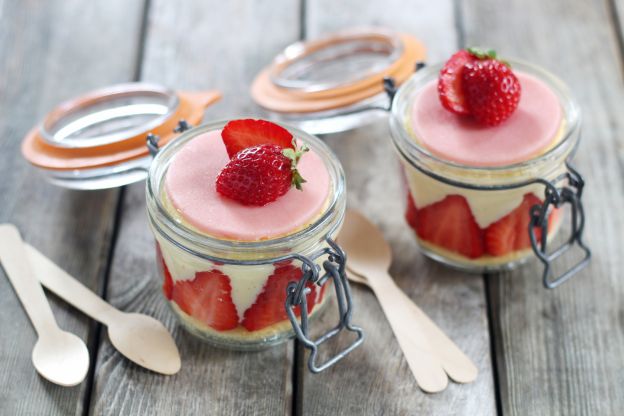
[[269, 30, 405, 99], [251, 34, 426, 114], [22, 90, 221, 171]]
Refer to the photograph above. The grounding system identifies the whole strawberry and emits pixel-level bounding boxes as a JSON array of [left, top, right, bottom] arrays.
[[462, 49, 521, 126], [438, 48, 521, 126], [216, 142, 308, 206]]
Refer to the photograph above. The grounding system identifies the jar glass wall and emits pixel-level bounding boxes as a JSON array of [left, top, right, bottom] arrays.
[[146, 121, 346, 349]]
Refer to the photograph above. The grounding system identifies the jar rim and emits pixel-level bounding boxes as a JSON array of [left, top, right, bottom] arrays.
[[390, 59, 581, 187], [146, 120, 346, 260]]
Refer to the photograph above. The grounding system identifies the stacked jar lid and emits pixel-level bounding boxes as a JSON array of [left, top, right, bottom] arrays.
[[21, 83, 220, 190], [251, 28, 426, 134]]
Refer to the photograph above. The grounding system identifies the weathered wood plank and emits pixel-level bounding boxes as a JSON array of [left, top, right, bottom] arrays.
[[301, 1, 497, 414], [462, 0, 624, 414], [89, 1, 301, 415], [0, 1, 144, 415]]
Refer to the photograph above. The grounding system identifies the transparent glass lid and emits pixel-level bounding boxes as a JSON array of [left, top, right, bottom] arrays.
[[40, 83, 179, 149], [269, 29, 403, 93]]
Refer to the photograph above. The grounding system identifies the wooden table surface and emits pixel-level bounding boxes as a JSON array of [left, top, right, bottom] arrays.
[[1, 1, 623, 415]]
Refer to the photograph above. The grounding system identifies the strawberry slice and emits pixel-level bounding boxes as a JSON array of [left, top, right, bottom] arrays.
[[437, 50, 477, 115], [414, 195, 484, 259], [485, 193, 544, 256], [242, 262, 316, 331], [222, 119, 294, 159], [405, 192, 419, 230], [155, 243, 173, 300], [172, 270, 239, 331]]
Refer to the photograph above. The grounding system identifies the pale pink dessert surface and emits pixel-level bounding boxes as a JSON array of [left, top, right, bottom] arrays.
[[164, 130, 330, 241], [411, 72, 562, 167]]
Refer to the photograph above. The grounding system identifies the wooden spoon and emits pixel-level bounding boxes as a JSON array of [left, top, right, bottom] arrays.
[[346, 267, 478, 384], [0, 224, 89, 386], [339, 209, 478, 389], [26, 244, 181, 375], [338, 212, 447, 392]]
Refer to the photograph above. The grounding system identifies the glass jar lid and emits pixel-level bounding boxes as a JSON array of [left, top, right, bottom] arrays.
[[251, 28, 426, 135], [269, 29, 403, 94], [21, 83, 220, 190], [40, 84, 179, 149]]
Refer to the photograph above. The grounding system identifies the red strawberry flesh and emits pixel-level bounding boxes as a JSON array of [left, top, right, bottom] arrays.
[[242, 263, 317, 331], [216, 144, 297, 206], [485, 193, 545, 256], [437, 50, 477, 115], [156, 243, 174, 300], [222, 119, 294, 159], [462, 59, 521, 126], [411, 194, 484, 259], [172, 270, 239, 331]]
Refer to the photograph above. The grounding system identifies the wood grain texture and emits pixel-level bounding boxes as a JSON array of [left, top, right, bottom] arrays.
[[88, 1, 301, 415], [301, 1, 496, 414], [0, 1, 143, 414], [462, 0, 624, 414]]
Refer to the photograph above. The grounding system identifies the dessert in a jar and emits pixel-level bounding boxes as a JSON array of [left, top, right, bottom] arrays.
[[146, 119, 361, 354], [390, 49, 589, 283]]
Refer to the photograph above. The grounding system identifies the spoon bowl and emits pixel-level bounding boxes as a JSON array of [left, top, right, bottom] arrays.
[[32, 330, 90, 386], [108, 312, 181, 375], [340, 209, 393, 274]]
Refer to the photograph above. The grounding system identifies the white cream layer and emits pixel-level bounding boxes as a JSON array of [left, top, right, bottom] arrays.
[[156, 233, 327, 322], [156, 234, 274, 319], [401, 160, 554, 228]]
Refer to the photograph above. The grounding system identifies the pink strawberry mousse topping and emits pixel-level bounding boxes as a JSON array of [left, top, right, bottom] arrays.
[[164, 130, 330, 241], [412, 72, 562, 167]]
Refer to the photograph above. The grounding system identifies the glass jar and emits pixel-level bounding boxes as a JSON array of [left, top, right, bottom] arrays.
[[389, 60, 591, 288], [146, 120, 363, 371]]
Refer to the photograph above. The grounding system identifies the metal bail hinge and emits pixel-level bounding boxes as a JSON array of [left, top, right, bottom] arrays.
[[146, 119, 193, 157], [529, 162, 591, 288], [285, 238, 364, 373], [146, 133, 160, 157], [174, 119, 192, 133], [383, 61, 425, 111]]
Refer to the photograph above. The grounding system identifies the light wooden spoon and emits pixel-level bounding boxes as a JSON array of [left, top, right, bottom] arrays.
[[346, 267, 478, 384], [339, 209, 478, 389], [338, 212, 447, 393], [25, 244, 181, 375], [0, 224, 89, 386]]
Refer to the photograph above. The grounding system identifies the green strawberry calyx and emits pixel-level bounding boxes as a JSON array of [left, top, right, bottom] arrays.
[[282, 140, 309, 191]]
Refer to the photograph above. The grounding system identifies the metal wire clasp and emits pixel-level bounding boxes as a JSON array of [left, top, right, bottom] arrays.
[[382, 61, 426, 111], [529, 161, 591, 288], [146, 119, 193, 157], [285, 238, 364, 373]]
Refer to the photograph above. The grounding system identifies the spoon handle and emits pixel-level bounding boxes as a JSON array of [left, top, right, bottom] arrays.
[[393, 286, 478, 383], [25, 244, 121, 326], [367, 269, 448, 393], [0, 224, 58, 336]]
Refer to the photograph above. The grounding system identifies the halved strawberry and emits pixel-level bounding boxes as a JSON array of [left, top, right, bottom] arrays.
[[414, 195, 484, 259], [437, 50, 477, 115], [155, 243, 173, 300], [221, 119, 294, 159], [405, 192, 419, 230], [242, 263, 316, 331], [485, 193, 543, 256], [172, 270, 239, 331]]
